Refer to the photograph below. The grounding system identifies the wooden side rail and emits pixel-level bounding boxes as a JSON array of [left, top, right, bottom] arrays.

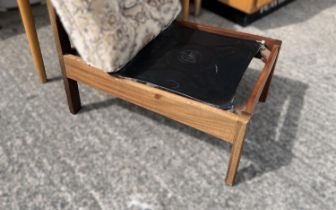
[[64, 55, 241, 143], [179, 20, 281, 49]]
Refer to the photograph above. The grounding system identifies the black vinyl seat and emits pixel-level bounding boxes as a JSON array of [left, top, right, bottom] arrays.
[[115, 22, 261, 109]]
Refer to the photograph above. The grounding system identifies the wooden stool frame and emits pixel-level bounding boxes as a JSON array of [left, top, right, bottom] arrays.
[[46, 0, 281, 186]]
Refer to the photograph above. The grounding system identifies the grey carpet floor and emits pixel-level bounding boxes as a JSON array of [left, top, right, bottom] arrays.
[[0, 0, 336, 209]]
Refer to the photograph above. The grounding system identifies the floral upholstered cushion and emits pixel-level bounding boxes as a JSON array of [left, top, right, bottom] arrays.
[[50, 0, 181, 72]]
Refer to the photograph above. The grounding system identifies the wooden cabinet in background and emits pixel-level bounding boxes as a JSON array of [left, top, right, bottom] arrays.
[[200, 0, 295, 26], [219, 0, 273, 14]]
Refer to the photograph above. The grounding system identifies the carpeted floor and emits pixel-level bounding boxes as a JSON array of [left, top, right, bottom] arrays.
[[1, 0, 335, 209]]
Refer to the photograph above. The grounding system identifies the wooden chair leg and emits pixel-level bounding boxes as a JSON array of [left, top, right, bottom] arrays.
[[225, 121, 248, 186], [194, 0, 202, 16], [182, 0, 190, 21], [17, 0, 47, 83], [63, 78, 81, 114], [259, 55, 279, 102], [259, 68, 274, 102], [46, 0, 81, 114]]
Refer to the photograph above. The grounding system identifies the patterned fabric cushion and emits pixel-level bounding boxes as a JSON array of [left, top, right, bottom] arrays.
[[51, 0, 181, 72]]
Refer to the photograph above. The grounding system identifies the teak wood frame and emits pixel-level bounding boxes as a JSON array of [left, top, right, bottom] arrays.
[[47, 0, 281, 186]]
